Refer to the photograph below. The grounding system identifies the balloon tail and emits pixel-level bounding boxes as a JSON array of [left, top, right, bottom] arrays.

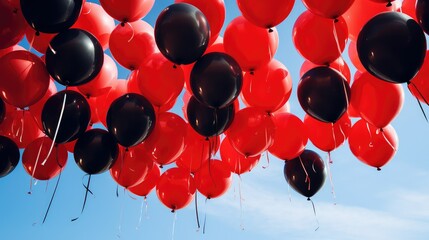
[[325, 153, 337, 204], [203, 198, 208, 234], [42, 169, 62, 223], [308, 198, 320, 231], [380, 129, 397, 152], [116, 191, 126, 239], [332, 20, 343, 58], [42, 93, 67, 166], [28, 138, 45, 194], [386, 1, 392, 7], [71, 174, 93, 222], [330, 123, 337, 155], [195, 192, 201, 231], [28, 31, 35, 53], [238, 174, 245, 231], [19, 110, 24, 143], [136, 197, 145, 230], [262, 152, 270, 169], [171, 211, 177, 240], [286, 178, 292, 203], [408, 82, 429, 122], [366, 122, 374, 148], [299, 156, 311, 191], [126, 22, 135, 43]]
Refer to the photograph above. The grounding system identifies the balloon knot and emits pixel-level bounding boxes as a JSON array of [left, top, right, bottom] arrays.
[[249, 70, 255, 75], [129, 66, 135, 71], [125, 148, 129, 152], [386, 2, 392, 7], [13, 8, 18, 14], [307, 197, 311, 201], [377, 167, 381, 171], [334, 18, 339, 23], [268, 28, 273, 33], [89, 122, 93, 127], [171, 208, 176, 213], [160, 165, 164, 169], [35, 31, 40, 37], [120, 22, 126, 27], [173, 64, 177, 69]]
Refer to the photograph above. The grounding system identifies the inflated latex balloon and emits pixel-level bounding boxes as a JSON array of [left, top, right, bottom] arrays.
[[0, 136, 20, 178], [99, 0, 154, 22], [237, 0, 295, 29], [0, 1, 26, 49]]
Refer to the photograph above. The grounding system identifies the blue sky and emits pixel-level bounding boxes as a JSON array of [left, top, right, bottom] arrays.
[[1, 0, 429, 239]]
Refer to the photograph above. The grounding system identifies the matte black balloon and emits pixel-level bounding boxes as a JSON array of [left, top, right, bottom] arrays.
[[284, 149, 326, 199], [20, 0, 83, 33], [357, 12, 426, 84], [417, 0, 429, 34], [298, 67, 350, 123], [106, 93, 156, 148], [45, 29, 104, 86], [155, 3, 210, 65], [187, 96, 235, 137], [74, 129, 119, 175], [0, 98, 5, 124], [42, 90, 90, 144], [191, 52, 243, 109], [0, 136, 20, 178]]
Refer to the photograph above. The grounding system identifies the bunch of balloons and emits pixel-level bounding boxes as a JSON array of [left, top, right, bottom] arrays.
[[0, 0, 428, 215]]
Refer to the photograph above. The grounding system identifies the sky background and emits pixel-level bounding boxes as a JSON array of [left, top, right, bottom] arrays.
[[1, 0, 429, 239]]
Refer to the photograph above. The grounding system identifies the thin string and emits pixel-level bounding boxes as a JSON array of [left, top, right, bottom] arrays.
[[308, 198, 320, 231], [380, 130, 397, 152], [28, 138, 45, 194], [71, 174, 93, 222], [330, 123, 337, 160], [238, 174, 245, 231], [19, 110, 24, 143], [136, 197, 147, 230], [42, 169, 62, 223], [325, 154, 336, 204], [126, 22, 135, 43], [408, 82, 429, 122], [82, 3, 92, 15], [203, 198, 208, 234], [299, 156, 311, 191], [171, 211, 177, 240], [195, 192, 201, 231], [262, 152, 270, 169], [366, 122, 374, 148], [116, 189, 126, 239]]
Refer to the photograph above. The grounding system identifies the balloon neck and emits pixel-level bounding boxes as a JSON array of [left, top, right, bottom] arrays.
[[171, 208, 176, 213], [129, 66, 135, 71], [334, 18, 339, 23], [268, 28, 273, 33], [160, 165, 164, 169], [120, 21, 126, 27], [249, 70, 255, 75], [173, 64, 177, 69], [35, 31, 40, 37], [125, 148, 129, 152], [377, 167, 381, 171], [12, 8, 18, 14], [307, 197, 311, 201], [386, 1, 392, 7]]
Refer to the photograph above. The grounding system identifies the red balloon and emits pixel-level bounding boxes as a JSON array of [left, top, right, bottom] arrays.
[[99, 0, 154, 22], [268, 113, 308, 160], [0, 50, 50, 108], [25, 28, 56, 54], [78, 54, 117, 98], [95, 80, 128, 127], [293, 11, 348, 65], [349, 119, 398, 170], [0, 1, 26, 49], [224, 16, 278, 72], [226, 107, 275, 157], [73, 2, 115, 50], [300, 57, 351, 83], [220, 137, 260, 175], [0, 44, 25, 58], [402, 0, 417, 20], [22, 137, 68, 180], [0, 110, 44, 148], [62, 138, 77, 153], [87, 96, 100, 125], [28, 80, 57, 131], [347, 40, 366, 72], [302, 0, 355, 19], [343, 0, 401, 41], [137, 53, 184, 108], [110, 146, 154, 188], [194, 160, 232, 199], [176, 125, 220, 173], [241, 59, 292, 113], [351, 71, 404, 128], [175, 0, 225, 46], [141, 112, 187, 167], [128, 164, 160, 197], [304, 114, 351, 152], [109, 20, 157, 70], [410, 50, 429, 103], [237, 0, 295, 28], [156, 167, 196, 211]]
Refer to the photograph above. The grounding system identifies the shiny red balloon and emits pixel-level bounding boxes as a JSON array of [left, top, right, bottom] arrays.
[[0, 50, 50, 108], [293, 11, 348, 65], [351, 71, 404, 128], [25, 28, 56, 54], [194, 160, 232, 199], [304, 114, 351, 152], [22, 137, 68, 180], [349, 119, 398, 170], [402, 0, 417, 20], [241, 59, 292, 113], [0, 110, 44, 148], [268, 113, 308, 160], [109, 20, 157, 70], [28, 80, 57, 131], [99, 0, 154, 22], [110, 146, 154, 188], [302, 0, 355, 19], [0, 44, 25, 58], [156, 167, 196, 211], [410, 50, 429, 103], [220, 137, 260, 175], [226, 107, 275, 157], [224, 16, 278, 72], [300, 57, 351, 83], [237, 0, 295, 28], [128, 165, 160, 197], [0, 1, 26, 49], [347, 40, 366, 72]]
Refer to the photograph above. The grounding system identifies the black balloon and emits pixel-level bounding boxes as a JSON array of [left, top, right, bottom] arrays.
[[106, 93, 156, 148], [284, 149, 326, 199], [74, 129, 119, 175], [20, 0, 83, 33], [45, 29, 104, 86], [187, 96, 235, 137], [0, 136, 20, 178], [357, 12, 426, 84], [0, 98, 5, 124], [417, 0, 429, 34], [298, 67, 350, 123], [42, 90, 90, 144], [155, 3, 210, 65], [191, 52, 243, 109]]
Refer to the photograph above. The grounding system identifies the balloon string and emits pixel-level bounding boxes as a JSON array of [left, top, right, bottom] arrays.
[[116, 190, 126, 239], [380, 129, 397, 152], [299, 156, 311, 191], [136, 197, 146, 230], [195, 192, 201, 231], [408, 82, 429, 122], [28, 138, 45, 194], [71, 174, 93, 222], [203, 198, 208, 234], [126, 22, 135, 43], [330, 123, 337, 156], [42, 93, 67, 166], [286, 178, 292, 203], [262, 125, 269, 169], [42, 169, 62, 223], [238, 174, 245, 231], [366, 122, 374, 148], [28, 31, 35, 53], [332, 20, 343, 58], [308, 198, 320, 231], [325, 153, 337, 203], [45, 179, 50, 193], [83, 3, 92, 15], [262, 152, 270, 169], [48, 44, 57, 54], [171, 211, 177, 240]]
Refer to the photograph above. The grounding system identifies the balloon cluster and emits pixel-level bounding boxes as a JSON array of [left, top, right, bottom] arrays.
[[0, 0, 428, 214]]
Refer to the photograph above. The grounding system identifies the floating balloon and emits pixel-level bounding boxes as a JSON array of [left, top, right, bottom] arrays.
[[20, 0, 83, 33], [284, 149, 326, 199], [156, 167, 196, 211], [128, 164, 160, 197], [155, 3, 210, 65], [357, 12, 426, 84], [22, 137, 68, 180], [302, 0, 354, 19], [106, 93, 156, 148], [220, 137, 260, 175], [42, 90, 91, 144], [269, 113, 308, 160], [191, 52, 243, 109], [99, 0, 154, 22], [0, 50, 50, 108], [0, 1, 27, 49], [194, 160, 232, 199], [237, 0, 295, 29], [187, 96, 235, 137], [74, 128, 119, 175], [0, 136, 20, 178], [298, 67, 350, 123]]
